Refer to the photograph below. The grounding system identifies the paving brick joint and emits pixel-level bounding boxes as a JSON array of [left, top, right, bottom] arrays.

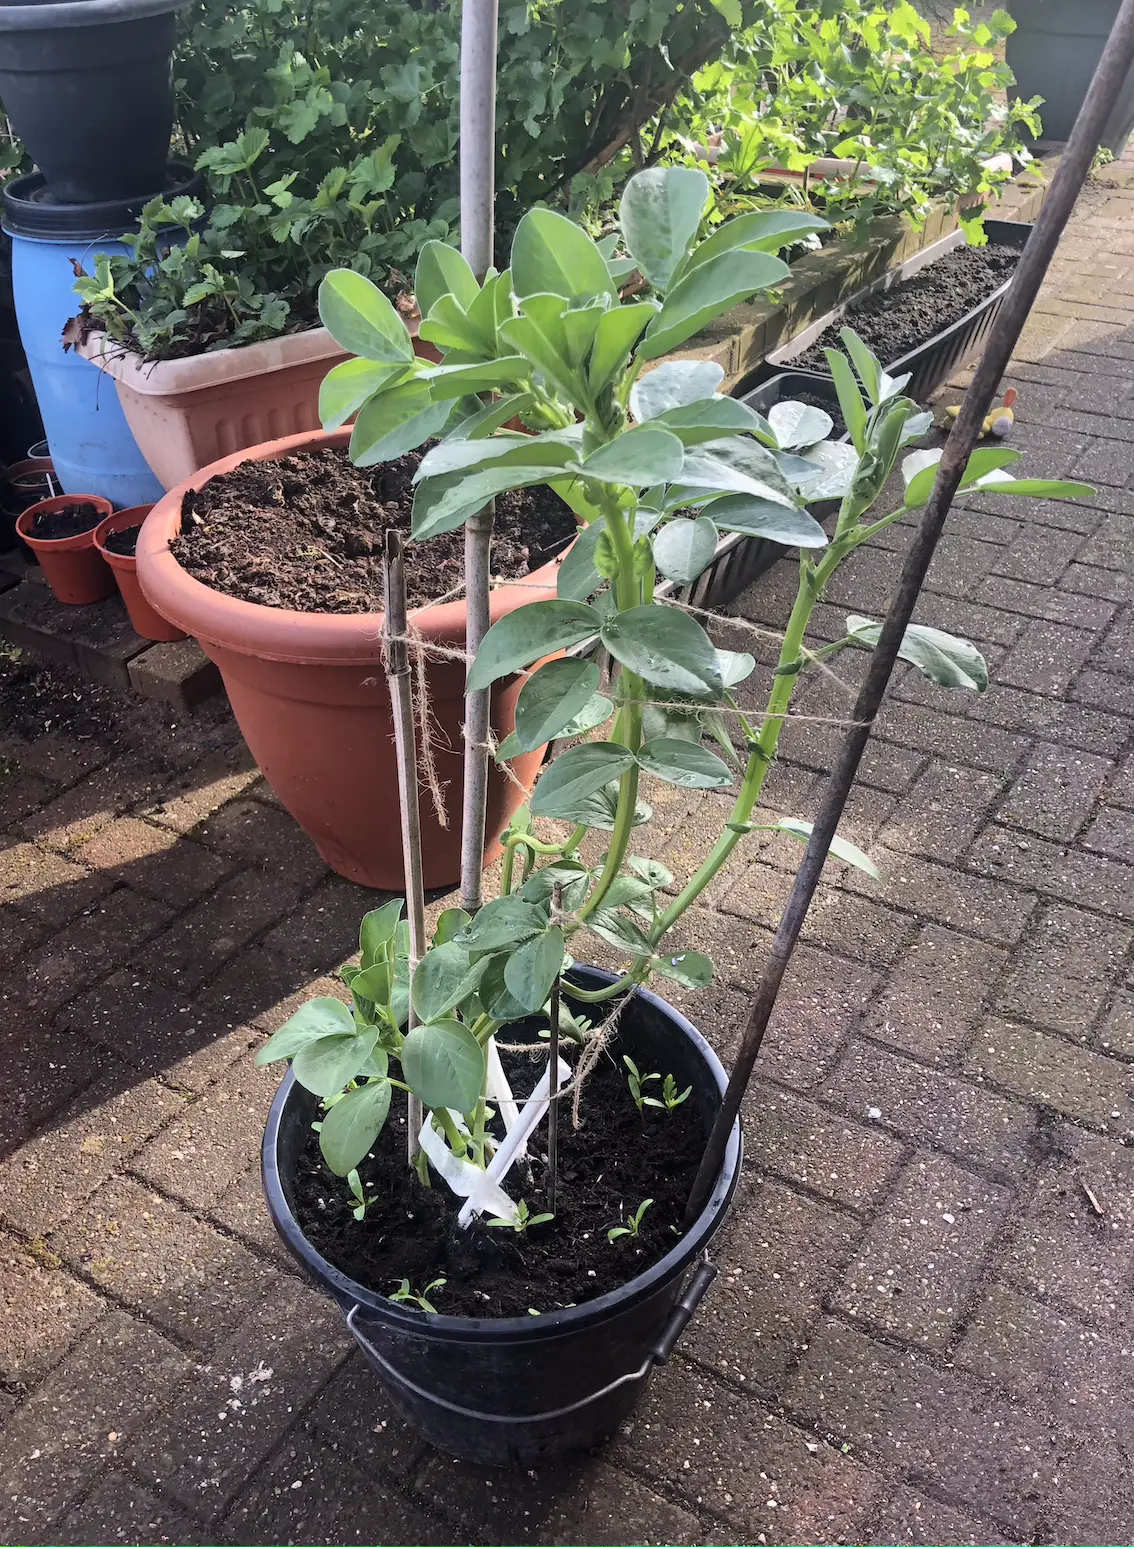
[[1, 165, 1133, 1546]]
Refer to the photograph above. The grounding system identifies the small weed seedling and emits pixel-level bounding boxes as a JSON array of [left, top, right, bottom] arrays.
[[624, 1056, 663, 1113], [661, 1073, 692, 1113], [346, 1168, 378, 1222], [608, 1198, 653, 1244], [486, 1199, 555, 1233], [389, 1276, 447, 1313]]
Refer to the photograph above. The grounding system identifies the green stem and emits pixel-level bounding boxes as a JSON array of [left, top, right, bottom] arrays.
[[576, 502, 643, 925], [646, 538, 846, 944], [435, 1108, 467, 1157]]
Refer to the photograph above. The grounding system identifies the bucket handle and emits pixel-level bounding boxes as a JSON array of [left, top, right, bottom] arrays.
[[344, 1257, 717, 1426]]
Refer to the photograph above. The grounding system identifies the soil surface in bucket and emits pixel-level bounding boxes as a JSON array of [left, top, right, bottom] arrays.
[[103, 525, 142, 557], [29, 501, 105, 541], [291, 1043, 709, 1317], [172, 445, 578, 612], [793, 241, 1020, 370]]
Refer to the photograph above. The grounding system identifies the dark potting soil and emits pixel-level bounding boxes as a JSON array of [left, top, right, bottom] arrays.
[[29, 501, 104, 541], [290, 1038, 708, 1318], [102, 525, 141, 557], [172, 444, 578, 613], [793, 242, 1020, 372]]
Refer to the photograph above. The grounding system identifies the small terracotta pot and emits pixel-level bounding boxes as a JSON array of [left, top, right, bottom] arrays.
[[17, 495, 115, 605], [93, 506, 187, 642], [136, 428, 569, 891]]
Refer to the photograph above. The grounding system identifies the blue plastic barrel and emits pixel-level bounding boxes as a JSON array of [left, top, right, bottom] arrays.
[[1, 166, 197, 508]]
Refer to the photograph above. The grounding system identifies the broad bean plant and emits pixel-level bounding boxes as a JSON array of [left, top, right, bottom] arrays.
[[258, 167, 1090, 1224]]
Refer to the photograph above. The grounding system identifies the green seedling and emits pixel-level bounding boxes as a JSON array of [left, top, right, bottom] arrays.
[[486, 1198, 555, 1233], [346, 1168, 378, 1221], [388, 1276, 446, 1313], [624, 1056, 663, 1113], [661, 1073, 692, 1113], [608, 1198, 653, 1243]]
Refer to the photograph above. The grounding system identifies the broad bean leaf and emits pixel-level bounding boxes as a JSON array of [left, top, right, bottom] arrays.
[[704, 494, 828, 548], [414, 457, 577, 540], [414, 239, 479, 318], [319, 359, 407, 430], [350, 381, 451, 467], [637, 737, 733, 788], [587, 302, 657, 391], [401, 1018, 485, 1114], [530, 743, 637, 819], [556, 520, 604, 602], [466, 600, 601, 690], [677, 210, 829, 277], [618, 166, 708, 293], [419, 357, 532, 400], [580, 426, 684, 487], [520, 860, 592, 911], [639, 249, 791, 361], [360, 898, 404, 966], [411, 941, 486, 1020], [514, 658, 602, 751], [796, 440, 859, 502], [292, 1026, 380, 1098], [588, 909, 653, 954], [434, 907, 471, 945], [775, 816, 882, 881], [600, 605, 722, 698], [768, 399, 834, 450], [318, 270, 413, 363], [651, 516, 719, 584], [824, 350, 868, 452], [319, 1079, 392, 1176], [504, 926, 566, 1013], [971, 478, 1096, 499], [846, 614, 988, 692], [630, 856, 674, 888], [630, 359, 725, 420], [651, 949, 714, 988], [511, 207, 616, 305], [454, 895, 547, 953], [648, 397, 774, 447], [447, 392, 536, 441], [677, 442, 796, 507], [256, 996, 356, 1065]]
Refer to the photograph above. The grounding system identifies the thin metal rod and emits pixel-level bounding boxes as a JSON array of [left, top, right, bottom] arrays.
[[457, 0, 500, 915], [686, 0, 1134, 1225], [383, 529, 427, 1161], [546, 883, 563, 1211]]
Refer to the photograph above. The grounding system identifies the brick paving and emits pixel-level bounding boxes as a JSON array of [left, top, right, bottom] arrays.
[[1, 165, 1133, 1546]]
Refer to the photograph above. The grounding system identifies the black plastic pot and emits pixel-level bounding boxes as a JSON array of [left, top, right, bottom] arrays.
[[261, 967, 743, 1467], [0, 0, 189, 204], [760, 219, 1033, 405]]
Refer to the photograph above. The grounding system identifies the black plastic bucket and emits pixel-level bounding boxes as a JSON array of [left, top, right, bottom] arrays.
[[0, 0, 188, 204], [261, 967, 743, 1466]]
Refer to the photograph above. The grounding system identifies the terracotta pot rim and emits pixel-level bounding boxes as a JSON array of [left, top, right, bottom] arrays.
[[136, 427, 570, 667], [93, 506, 154, 573], [17, 494, 113, 553]]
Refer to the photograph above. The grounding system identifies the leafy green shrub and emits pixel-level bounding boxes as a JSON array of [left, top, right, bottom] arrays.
[[670, 1, 1042, 239], [70, 0, 765, 360]]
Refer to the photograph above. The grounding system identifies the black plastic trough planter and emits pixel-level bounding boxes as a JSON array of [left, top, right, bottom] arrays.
[[261, 967, 743, 1467], [761, 219, 1033, 405], [0, 0, 188, 204]]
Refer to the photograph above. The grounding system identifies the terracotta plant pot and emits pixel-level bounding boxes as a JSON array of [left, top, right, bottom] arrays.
[[77, 320, 439, 492], [17, 493, 114, 604], [93, 505, 186, 642], [136, 428, 568, 891]]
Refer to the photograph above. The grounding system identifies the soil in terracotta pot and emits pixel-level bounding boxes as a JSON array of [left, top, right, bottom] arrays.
[[102, 525, 142, 557], [172, 445, 578, 613], [29, 501, 104, 541], [290, 1040, 709, 1317], [792, 241, 1021, 370]]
